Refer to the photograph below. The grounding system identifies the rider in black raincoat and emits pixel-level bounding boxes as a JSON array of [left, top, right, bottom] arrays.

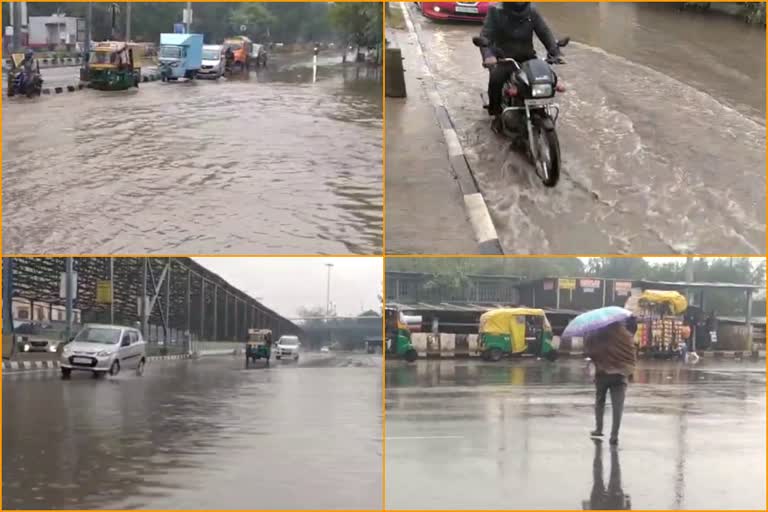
[[479, 2, 563, 117]]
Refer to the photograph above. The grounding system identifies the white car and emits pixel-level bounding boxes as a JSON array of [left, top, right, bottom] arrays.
[[275, 335, 300, 361], [320, 346, 330, 353], [60, 324, 146, 379], [198, 44, 225, 78]]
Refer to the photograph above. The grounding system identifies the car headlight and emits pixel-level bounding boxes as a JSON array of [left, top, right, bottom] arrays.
[[23, 344, 30, 352], [49, 345, 58, 353], [532, 84, 553, 98], [96, 350, 112, 358]]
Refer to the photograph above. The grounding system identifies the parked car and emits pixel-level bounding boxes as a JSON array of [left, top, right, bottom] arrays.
[[14, 321, 61, 353], [60, 324, 146, 379], [421, 2, 490, 22], [251, 43, 268, 68], [198, 44, 225, 78], [275, 335, 301, 361]]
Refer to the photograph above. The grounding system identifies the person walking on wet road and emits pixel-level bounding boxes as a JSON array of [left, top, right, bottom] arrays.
[[585, 319, 637, 445], [479, 2, 564, 118]]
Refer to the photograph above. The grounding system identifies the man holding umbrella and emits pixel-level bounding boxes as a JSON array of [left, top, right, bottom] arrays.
[[564, 307, 637, 446]]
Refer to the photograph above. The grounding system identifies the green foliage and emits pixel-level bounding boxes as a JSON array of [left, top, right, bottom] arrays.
[[18, 3, 375, 44], [329, 2, 382, 47]]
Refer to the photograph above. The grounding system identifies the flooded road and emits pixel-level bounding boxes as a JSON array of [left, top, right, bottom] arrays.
[[3, 353, 382, 509], [3, 53, 382, 254], [394, 3, 765, 254], [386, 359, 766, 509]]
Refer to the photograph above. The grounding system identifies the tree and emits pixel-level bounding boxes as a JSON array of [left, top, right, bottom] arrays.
[[230, 3, 275, 38], [330, 3, 382, 62]]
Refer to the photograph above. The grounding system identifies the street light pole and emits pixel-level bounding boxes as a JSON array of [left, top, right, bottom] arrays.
[[65, 258, 74, 341], [325, 263, 334, 318], [126, 2, 131, 42], [185, 1, 192, 33]]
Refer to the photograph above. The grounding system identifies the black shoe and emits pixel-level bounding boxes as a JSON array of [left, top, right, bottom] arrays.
[[609, 437, 618, 445], [590, 430, 603, 438]]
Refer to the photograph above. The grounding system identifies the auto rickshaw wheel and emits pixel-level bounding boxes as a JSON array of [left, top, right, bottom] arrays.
[[488, 348, 503, 362], [404, 348, 417, 363]]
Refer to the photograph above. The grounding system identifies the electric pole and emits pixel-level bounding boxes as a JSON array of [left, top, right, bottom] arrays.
[[126, 2, 131, 42]]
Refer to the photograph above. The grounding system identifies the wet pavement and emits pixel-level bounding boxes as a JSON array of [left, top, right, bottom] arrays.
[[3, 352, 382, 509], [388, 3, 765, 254], [3, 53, 382, 254], [385, 359, 766, 509]]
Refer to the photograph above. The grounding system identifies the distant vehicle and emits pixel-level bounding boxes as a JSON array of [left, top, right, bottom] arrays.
[[159, 33, 204, 81], [246, 329, 272, 368], [198, 45, 225, 78], [320, 346, 330, 353], [275, 335, 300, 361], [223, 36, 252, 72], [60, 324, 146, 379], [14, 321, 59, 353], [251, 43, 268, 68], [420, 2, 490, 22]]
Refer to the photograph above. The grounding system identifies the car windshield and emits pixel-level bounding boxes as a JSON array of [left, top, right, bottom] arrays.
[[280, 337, 299, 345], [202, 49, 220, 60], [159, 45, 182, 59], [74, 327, 121, 345]]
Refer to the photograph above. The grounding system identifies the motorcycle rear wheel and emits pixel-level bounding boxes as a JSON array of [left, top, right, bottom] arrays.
[[532, 125, 561, 187]]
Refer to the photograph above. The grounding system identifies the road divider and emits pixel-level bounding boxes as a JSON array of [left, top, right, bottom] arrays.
[[0, 350, 242, 375], [398, 2, 502, 254]]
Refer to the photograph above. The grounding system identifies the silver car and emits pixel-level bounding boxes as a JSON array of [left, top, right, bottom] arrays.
[[60, 324, 146, 379], [275, 335, 300, 361]]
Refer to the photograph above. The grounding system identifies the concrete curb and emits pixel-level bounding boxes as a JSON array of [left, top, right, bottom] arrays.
[[413, 350, 766, 360], [2, 353, 196, 374], [399, 3, 503, 254], [25, 73, 161, 98]]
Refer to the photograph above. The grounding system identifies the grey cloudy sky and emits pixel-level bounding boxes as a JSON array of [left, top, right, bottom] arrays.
[[194, 257, 382, 319]]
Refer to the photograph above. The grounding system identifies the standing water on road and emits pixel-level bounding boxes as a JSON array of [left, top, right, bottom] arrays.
[[394, 2, 764, 253], [2, 54, 382, 254]]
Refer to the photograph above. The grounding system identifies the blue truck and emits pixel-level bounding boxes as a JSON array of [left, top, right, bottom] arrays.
[[158, 33, 204, 81]]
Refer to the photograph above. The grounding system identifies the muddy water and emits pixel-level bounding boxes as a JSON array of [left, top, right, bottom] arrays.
[[406, 3, 765, 254], [2, 54, 382, 254]]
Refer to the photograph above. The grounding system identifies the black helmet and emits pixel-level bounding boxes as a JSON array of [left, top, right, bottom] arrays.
[[503, 2, 530, 13]]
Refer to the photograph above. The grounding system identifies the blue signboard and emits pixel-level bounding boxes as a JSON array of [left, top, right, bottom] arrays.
[[173, 23, 185, 34]]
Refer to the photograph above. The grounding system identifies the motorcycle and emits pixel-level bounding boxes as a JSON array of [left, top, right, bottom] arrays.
[[473, 36, 570, 187], [7, 64, 43, 98]]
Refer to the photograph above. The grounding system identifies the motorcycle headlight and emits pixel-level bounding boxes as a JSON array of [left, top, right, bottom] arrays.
[[532, 84, 553, 98]]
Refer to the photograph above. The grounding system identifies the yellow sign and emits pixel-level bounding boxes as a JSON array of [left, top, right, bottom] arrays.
[[96, 280, 112, 304], [559, 278, 576, 290]]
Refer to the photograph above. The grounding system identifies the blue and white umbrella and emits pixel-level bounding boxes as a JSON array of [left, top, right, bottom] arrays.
[[562, 306, 633, 339]]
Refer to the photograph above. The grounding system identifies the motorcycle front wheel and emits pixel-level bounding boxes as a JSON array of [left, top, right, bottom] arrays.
[[531, 124, 561, 187]]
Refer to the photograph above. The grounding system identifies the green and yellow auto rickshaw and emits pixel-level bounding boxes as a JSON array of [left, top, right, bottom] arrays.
[[85, 41, 141, 91], [245, 328, 272, 367], [479, 308, 557, 362], [385, 307, 417, 362]]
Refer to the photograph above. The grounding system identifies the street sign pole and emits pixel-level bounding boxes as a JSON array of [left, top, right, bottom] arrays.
[[65, 258, 74, 341]]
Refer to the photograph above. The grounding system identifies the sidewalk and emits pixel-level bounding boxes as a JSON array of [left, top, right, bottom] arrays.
[[385, 28, 479, 254]]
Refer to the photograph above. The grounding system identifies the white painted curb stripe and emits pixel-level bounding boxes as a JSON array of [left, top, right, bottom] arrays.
[[464, 193, 499, 244], [443, 128, 464, 157]]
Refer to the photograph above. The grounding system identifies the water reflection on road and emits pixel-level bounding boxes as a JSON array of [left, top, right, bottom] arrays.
[[3, 54, 382, 254], [3, 353, 382, 509], [385, 359, 765, 509]]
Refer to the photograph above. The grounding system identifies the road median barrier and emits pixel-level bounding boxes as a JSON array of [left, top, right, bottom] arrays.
[[2, 353, 199, 375]]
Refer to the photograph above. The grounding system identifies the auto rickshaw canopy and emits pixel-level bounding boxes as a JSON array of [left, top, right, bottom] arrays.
[[248, 328, 272, 343], [90, 41, 132, 68], [479, 308, 549, 334], [639, 290, 688, 315]]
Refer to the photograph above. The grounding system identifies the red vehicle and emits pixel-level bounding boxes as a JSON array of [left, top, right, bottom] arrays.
[[420, 2, 490, 22]]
